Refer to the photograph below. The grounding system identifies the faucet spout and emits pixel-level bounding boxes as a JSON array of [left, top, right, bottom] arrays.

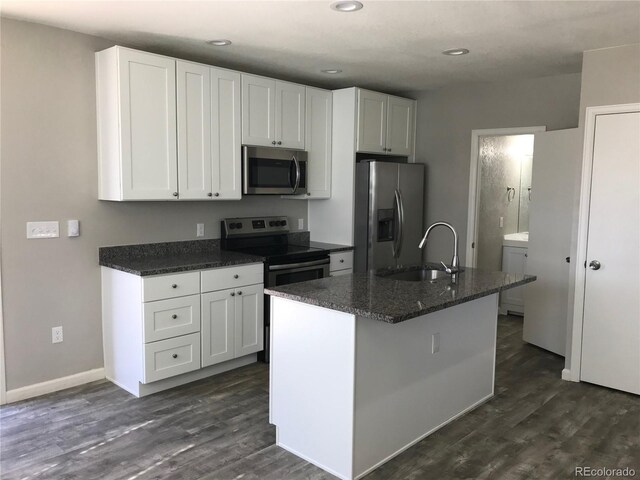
[[418, 222, 459, 271]]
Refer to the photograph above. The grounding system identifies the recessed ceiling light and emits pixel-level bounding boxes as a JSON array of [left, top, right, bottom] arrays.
[[442, 48, 470, 56], [321, 69, 343, 74], [207, 39, 232, 47], [330, 1, 363, 12]]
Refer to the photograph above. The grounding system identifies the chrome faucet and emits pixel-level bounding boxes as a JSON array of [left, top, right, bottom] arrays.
[[418, 222, 460, 274]]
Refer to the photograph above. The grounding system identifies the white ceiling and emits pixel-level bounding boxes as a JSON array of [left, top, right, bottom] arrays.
[[2, 1, 639, 93]]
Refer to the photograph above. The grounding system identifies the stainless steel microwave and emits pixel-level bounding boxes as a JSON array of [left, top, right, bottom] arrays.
[[242, 146, 307, 195]]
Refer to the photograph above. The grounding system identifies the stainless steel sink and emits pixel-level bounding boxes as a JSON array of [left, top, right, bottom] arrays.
[[379, 267, 451, 282]]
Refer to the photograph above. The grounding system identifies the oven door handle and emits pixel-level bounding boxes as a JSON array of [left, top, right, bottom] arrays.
[[292, 154, 301, 194], [268, 258, 330, 271]]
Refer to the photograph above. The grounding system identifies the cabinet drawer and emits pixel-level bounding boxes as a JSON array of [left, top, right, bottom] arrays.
[[143, 333, 201, 383], [330, 268, 352, 277], [330, 251, 353, 272], [143, 295, 201, 343], [201, 263, 263, 293], [142, 271, 200, 302]]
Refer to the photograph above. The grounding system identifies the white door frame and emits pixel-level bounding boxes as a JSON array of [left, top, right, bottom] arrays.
[[466, 126, 546, 267], [0, 262, 5, 405], [564, 102, 640, 382]]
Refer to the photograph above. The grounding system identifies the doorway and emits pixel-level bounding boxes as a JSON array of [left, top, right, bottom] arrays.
[[466, 127, 545, 269]]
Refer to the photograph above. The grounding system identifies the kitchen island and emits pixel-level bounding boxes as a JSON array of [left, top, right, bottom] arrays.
[[265, 266, 535, 480]]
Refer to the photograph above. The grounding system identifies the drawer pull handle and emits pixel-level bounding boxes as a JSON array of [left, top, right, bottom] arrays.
[[172, 314, 178, 319], [340, 259, 344, 263], [172, 353, 178, 359], [237, 291, 242, 295], [230, 292, 235, 297], [171, 284, 177, 289], [234, 274, 239, 279]]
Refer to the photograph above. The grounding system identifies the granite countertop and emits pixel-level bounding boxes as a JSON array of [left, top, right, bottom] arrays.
[[308, 241, 354, 253], [265, 265, 536, 324], [99, 239, 264, 276]]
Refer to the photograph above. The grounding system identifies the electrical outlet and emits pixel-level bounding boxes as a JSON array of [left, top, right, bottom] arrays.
[[196, 223, 205, 237], [27, 221, 59, 239], [499, 216, 504, 228], [67, 219, 80, 237], [298, 218, 304, 230], [432, 333, 440, 354], [52, 326, 63, 344]]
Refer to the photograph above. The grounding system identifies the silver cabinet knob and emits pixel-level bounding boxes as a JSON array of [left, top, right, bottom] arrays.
[[340, 259, 344, 263], [589, 260, 601, 270], [207, 192, 213, 197], [214, 192, 220, 197], [237, 291, 242, 295], [387, 148, 392, 152], [172, 314, 177, 319], [172, 353, 178, 359], [277, 141, 282, 145], [230, 292, 235, 296], [234, 274, 239, 279], [272, 141, 277, 145], [307, 193, 311, 196], [171, 284, 177, 289], [173, 192, 178, 197]]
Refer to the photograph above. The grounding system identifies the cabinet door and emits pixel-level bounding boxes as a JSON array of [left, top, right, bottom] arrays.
[[242, 75, 275, 147], [118, 49, 178, 200], [276, 81, 305, 149], [304, 87, 332, 198], [201, 289, 236, 367], [234, 284, 264, 357], [386, 96, 414, 157], [501, 247, 527, 308], [177, 61, 211, 199], [357, 89, 387, 154], [211, 68, 242, 199]]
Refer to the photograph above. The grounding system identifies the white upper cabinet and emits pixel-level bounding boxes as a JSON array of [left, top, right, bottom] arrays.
[[241, 74, 276, 147], [386, 95, 414, 156], [276, 81, 306, 149], [356, 89, 415, 157], [177, 60, 241, 200], [357, 89, 387, 154], [96, 47, 178, 200], [304, 87, 332, 198], [242, 74, 305, 149]]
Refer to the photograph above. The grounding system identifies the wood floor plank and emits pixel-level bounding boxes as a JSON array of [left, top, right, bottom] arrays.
[[1, 315, 638, 480]]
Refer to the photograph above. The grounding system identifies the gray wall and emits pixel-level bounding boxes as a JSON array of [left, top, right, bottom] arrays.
[[0, 19, 308, 390], [409, 73, 582, 264]]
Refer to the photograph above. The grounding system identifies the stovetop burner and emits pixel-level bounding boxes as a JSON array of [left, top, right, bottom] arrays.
[[221, 216, 329, 264]]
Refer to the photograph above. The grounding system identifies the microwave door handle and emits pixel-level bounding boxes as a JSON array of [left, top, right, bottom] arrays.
[[292, 155, 301, 194]]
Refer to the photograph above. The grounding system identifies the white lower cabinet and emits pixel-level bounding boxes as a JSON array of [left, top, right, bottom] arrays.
[[329, 251, 354, 277], [500, 246, 527, 314], [102, 262, 264, 397], [202, 282, 264, 367]]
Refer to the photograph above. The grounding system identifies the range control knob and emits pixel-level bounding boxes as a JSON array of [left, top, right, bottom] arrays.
[[269, 221, 276, 227], [235, 222, 243, 229], [228, 223, 236, 230], [280, 220, 287, 226]]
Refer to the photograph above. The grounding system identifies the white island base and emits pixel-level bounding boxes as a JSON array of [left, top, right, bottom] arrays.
[[269, 294, 499, 480]]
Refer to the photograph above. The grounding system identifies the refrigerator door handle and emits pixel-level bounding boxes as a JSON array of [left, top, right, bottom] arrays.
[[394, 189, 404, 259]]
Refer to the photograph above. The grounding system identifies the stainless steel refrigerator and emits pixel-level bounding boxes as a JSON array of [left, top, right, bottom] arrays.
[[354, 161, 425, 272]]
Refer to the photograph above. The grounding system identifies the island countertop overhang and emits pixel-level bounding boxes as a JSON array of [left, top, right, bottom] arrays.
[[265, 267, 536, 323]]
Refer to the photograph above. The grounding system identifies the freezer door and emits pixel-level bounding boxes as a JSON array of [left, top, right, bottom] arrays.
[[368, 162, 398, 270], [397, 163, 425, 267]]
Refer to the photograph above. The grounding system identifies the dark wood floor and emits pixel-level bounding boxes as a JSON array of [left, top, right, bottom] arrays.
[[1, 315, 638, 480]]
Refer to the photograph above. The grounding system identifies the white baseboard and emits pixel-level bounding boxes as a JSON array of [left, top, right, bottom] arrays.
[[6, 368, 105, 404], [561, 368, 578, 382]]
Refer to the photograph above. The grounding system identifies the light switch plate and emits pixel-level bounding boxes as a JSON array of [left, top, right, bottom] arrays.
[[298, 218, 304, 230], [27, 221, 59, 239], [67, 220, 80, 237], [196, 223, 205, 237]]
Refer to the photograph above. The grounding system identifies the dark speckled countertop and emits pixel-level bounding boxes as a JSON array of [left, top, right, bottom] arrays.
[[99, 239, 263, 276], [308, 241, 354, 253], [265, 266, 536, 323]]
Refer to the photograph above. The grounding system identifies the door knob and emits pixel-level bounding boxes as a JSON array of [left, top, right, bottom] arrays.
[[589, 260, 601, 270]]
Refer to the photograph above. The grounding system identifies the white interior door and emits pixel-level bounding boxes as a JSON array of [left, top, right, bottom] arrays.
[[580, 111, 640, 394], [523, 129, 581, 356]]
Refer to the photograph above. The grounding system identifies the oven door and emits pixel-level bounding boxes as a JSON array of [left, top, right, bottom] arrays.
[[243, 146, 307, 195], [267, 258, 330, 286]]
